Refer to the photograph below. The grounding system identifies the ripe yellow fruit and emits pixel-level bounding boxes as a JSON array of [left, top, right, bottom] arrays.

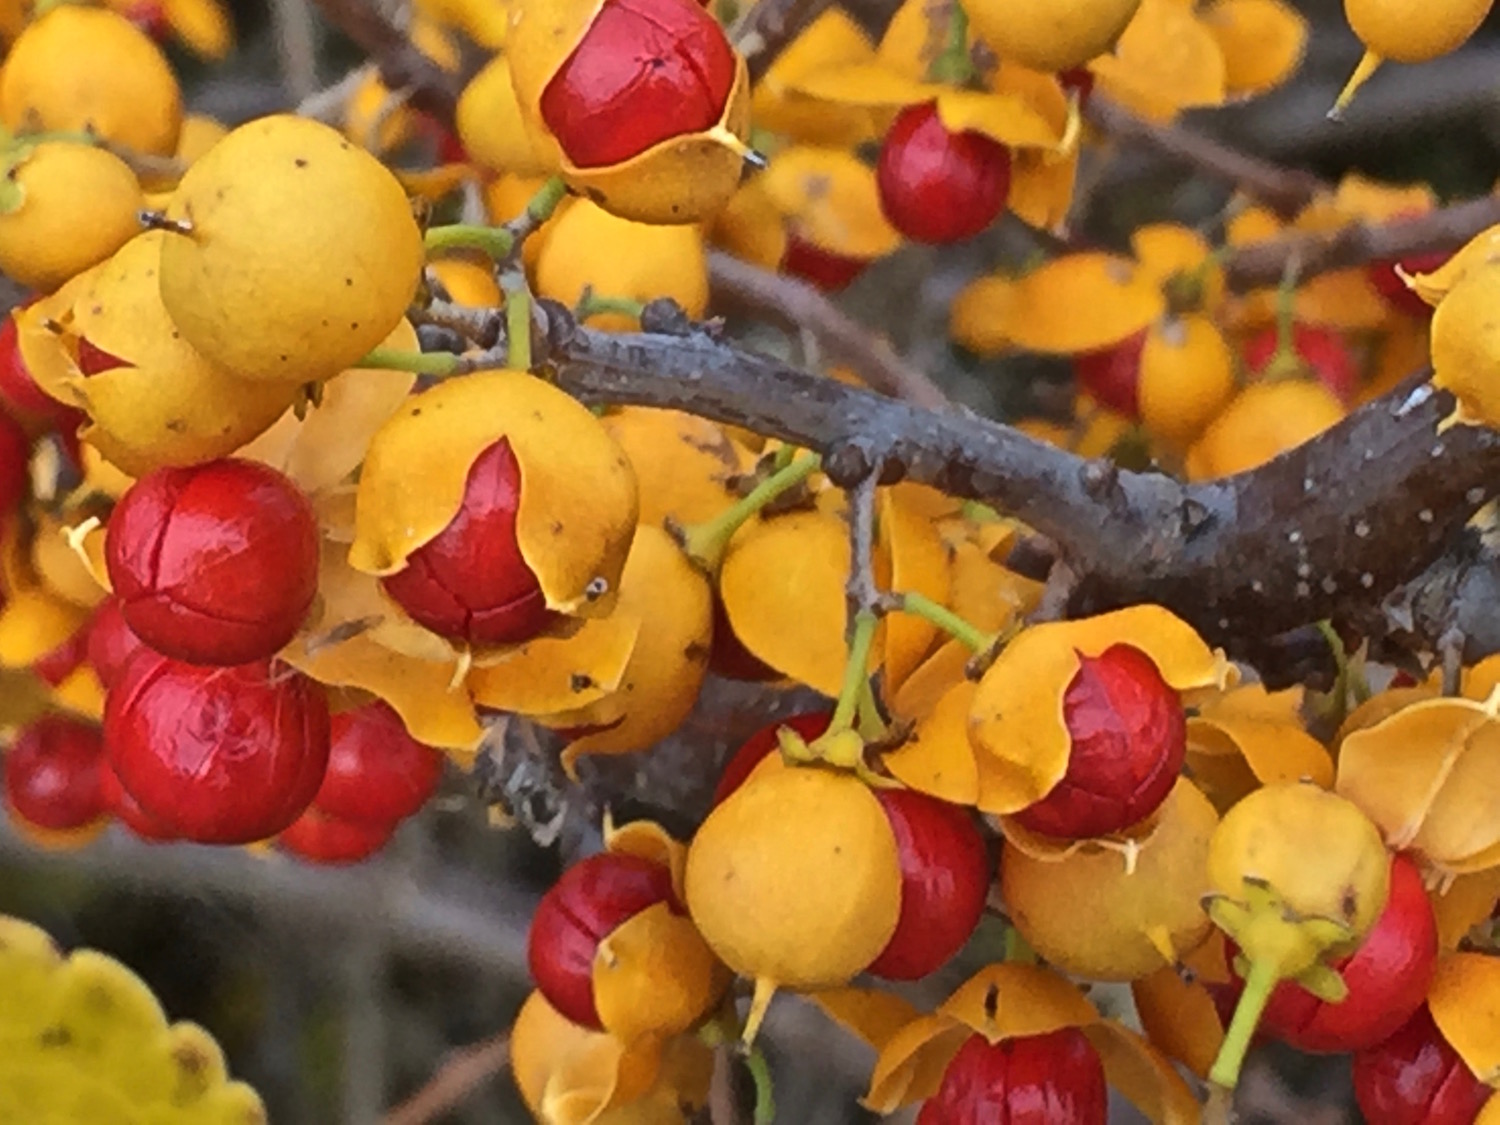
[[1185, 380, 1346, 480], [1138, 316, 1238, 451], [1345, 0, 1491, 64], [684, 765, 901, 1043], [0, 7, 182, 156], [965, 0, 1143, 72], [158, 115, 425, 384], [0, 143, 144, 293]]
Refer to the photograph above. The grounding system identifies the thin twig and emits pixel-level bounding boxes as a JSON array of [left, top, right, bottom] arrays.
[[307, 0, 461, 120], [707, 252, 949, 408], [297, 65, 372, 122], [844, 471, 880, 625], [732, 0, 834, 79], [382, 1033, 512, 1125]]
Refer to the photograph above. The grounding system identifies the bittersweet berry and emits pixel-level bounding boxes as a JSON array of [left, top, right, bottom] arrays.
[[1073, 330, 1145, 419], [3, 716, 106, 832], [1353, 1004, 1492, 1125], [278, 806, 395, 865], [312, 700, 444, 826], [876, 103, 1012, 246], [1242, 323, 1359, 404], [86, 597, 149, 689], [916, 1027, 1108, 1124]]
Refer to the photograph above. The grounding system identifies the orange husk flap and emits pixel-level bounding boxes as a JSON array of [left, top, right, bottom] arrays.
[[889, 637, 973, 724], [466, 609, 640, 714], [757, 145, 901, 260], [1406, 223, 1500, 307], [1087, 0, 1227, 123], [347, 370, 638, 619], [592, 903, 730, 1046], [752, 9, 880, 147], [967, 605, 1232, 815], [863, 1016, 971, 1113], [1132, 222, 1222, 307], [1186, 683, 1334, 810], [995, 795, 1169, 863], [1431, 260, 1500, 430], [1430, 866, 1500, 950], [1429, 951, 1500, 1083], [879, 486, 949, 696], [719, 508, 857, 698], [784, 60, 941, 108], [598, 408, 747, 529], [1201, 0, 1308, 97], [882, 678, 981, 806], [945, 537, 1043, 635], [604, 816, 689, 899], [1335, 684, 1441, 746], [1083, 1021, 1204, 1125], [1131, 930, 1229, 1080], [933, 963, 1100, 1041], [49, 663, 106, 723], [810, 987, 925, 1054], [1336, 692, 1500, 868], [949, 253, 1166, 356]]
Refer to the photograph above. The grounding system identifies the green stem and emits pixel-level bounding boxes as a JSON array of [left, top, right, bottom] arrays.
[[424, 224, 513, 260], [830, 610, 880, 734], [575, 289, 646, 323], [856, 678, 888, 743], [680, 454, 821, 573], [1003, 924, 1037, 965], [746, 1042, 776, 1125], [505, 282, 532, 371], [1269, 254, 1302, 376], [354, 347, 460, 376], [1209, 955, 1278, 1089], [523, 175, 569, 228], [926, 0, 974, 85], [898, 591, 994, 653]]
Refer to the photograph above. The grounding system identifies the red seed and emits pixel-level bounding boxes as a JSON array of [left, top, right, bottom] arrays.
[[867, 789, 990, 980], [1073, 330, 1146, 419], [381, 437, 557, 647], [917, 1027, 1108, 1125], [87, 596, 150, 689], [711, 712, 832, 807], [278, 805, 395, 865], [105, 458, 320, 667], [75, 337, 132, 377], [1241, 323, 1359, 404], [1353, 1004, 1492, 1125], [1366, 214, 1447, 319], [527, 851, 678, 1029], [780, 234, 870, 292], [1012, 644, 1186, 840], [876, 102, 1011, 245], [0, 408, 28, 517], [0, 301, 86, 435], [1235, 852, 1437, 1053], [104, 650, 331, 845], [3, 716, 106, 832], [313, 700, 445, 826], [539, 0, 736, 168]]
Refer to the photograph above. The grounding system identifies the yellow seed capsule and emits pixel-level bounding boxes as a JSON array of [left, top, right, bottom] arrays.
[[0, 143, 144, 294], [0, 7, 182, 156], [158, 115, 425, 385], [965, 0, 1143, 72]]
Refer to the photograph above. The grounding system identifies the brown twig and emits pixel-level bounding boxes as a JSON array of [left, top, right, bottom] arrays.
[[707, 252, 950, 408], [308, 0, 461, 120], [382, 1033, 512, 1125], [1084, 96, 1329, 219], [1224, 194, 1500, 291]]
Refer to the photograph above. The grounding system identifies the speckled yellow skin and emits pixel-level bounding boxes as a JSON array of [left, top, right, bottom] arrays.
[[158, 115, 424, 384]]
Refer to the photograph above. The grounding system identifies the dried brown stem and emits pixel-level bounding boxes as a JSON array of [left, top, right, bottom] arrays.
[[382, 1033, 512, 1125], [308, 0, 461, 120]]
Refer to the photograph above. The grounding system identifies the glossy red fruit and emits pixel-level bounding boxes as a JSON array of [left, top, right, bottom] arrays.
[[527, 852, 679, 1029], [278, 805, 395, 865], [0, 300, 86, 435], [866, 789, 990, 980], [104, 459, 320, 667], [381, 437, 557, 648], [313, 700, 445, 826], [31, 618, 90, 688], [98, 757, 176, 842], [87, 597, 150, 689], [1012, 644, 1186, 840], [1366, 214, 1447, 318], [876, 102, 1012, 245], [1233, 852, 1436, 1053], [1073, 330, 1145, 418], [780, 234, 869, 292], [104, 650, 331, 845], [1353, 1004, 1491, 1125], [711, 712, 832, 806], [3, 716, 106, 832], [539, 0, 736, 169], [1242, 323, 1359, 404], [917, 1026, 1108, 1124], [0, 408, 28, 516]]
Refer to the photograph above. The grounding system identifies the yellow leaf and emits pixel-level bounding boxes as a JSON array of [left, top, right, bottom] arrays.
[[1138, 314, 1238, 450], [1429, 951, 1500, 1083], [951, 254, 1165, 356], [1200, 0, 1307, 96]]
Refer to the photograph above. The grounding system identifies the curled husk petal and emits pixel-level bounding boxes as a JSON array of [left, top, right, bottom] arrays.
[[1186, 683, 1334, 811], [1429, 951, 1500, 1083], [592, 903, 731, 1045]]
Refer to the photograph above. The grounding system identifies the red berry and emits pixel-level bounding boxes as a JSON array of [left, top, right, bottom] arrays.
[[1242, 324, 1358, 404], [1366, 214, 1447, 319], [527, 852, 679, 1029], [381, 437, 557, 647], [917, 1027, 1108, 1125], [539, 0, 736, 169], [75, 337, 132, 376], [1012, 644, 1186, 840], [31, 618, 90, 688], [711, 712, 832, 806], [1073, 330, 1146, 419], [1235, 852, 1437, 1053], [99, 756, 176, 842], [3, 716, 106, 832], [0, 408, 28, 517], [876, 102, 1012, 245], [104, 458, 320, 667], [104, 651, 331, 845], [87, 597, 149, 689], [278, 805, 395, 865], [1353, 1004, 1491, 1125], [780, 234, 869, 292], [313, 700, 444, 826], [0, 301, 86, 435], [866, 789, 990, 980]]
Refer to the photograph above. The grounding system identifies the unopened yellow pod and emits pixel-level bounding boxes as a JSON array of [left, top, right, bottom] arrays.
[[456, 54, 558, 176], [965, 0, 1143, 72], [1336, 0, 1493, 111], [0, 7, 182, 156], [158, 115, 425, 385], [0, 143, 144, 294]]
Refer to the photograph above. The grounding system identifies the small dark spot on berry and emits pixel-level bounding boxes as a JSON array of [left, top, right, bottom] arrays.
[[1341, 886, 1358, 919], [570, 673, 593, 691], [279, 354, 288, 362], [350, 322, 359, 330], [345, 277, 354, 286], [410, 408, 422, 417], [294, 158, 308, 168], [984, 984, 999, 1020], [551, 520, 563, 535]]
